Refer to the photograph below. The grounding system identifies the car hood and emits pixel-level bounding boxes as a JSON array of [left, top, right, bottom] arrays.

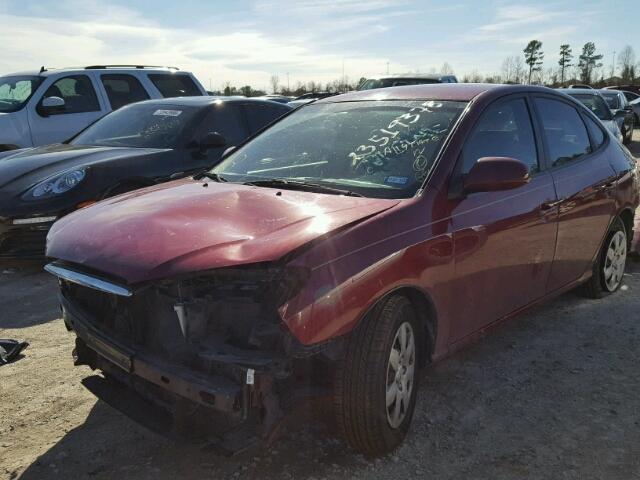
[[46, 179, 399, 284], [0, 143, 169, 190]]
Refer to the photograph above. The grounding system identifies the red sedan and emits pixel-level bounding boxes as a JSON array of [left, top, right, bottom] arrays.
[[45, 84, 638, 456]]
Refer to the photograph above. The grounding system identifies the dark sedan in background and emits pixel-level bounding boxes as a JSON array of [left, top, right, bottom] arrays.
[[600, 89, 635, 144], [0, 96, 291, 258]]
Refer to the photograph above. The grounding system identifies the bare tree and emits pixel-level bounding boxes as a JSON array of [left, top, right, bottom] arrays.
[[269, 75, 280, 94], [440, 62, 454, 75], [618, 46, 636, 83]]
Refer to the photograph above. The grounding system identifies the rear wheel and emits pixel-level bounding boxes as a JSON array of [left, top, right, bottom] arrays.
[[582, 217, 627, 298], [334, 295, 420, 456]]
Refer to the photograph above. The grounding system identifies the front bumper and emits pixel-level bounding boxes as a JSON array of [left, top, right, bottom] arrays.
[[0, 216, 56, 258], [60, 290, 269, 416]]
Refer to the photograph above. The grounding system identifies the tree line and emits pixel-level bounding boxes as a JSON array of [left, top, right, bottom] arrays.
[[213, 42, 638, 97], [470, 42, 637, 87]]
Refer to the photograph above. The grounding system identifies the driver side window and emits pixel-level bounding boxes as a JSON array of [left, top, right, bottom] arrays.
[[41, 75, 100, 115], [193, 105, 247, 149], [461, 98, 539, 174]]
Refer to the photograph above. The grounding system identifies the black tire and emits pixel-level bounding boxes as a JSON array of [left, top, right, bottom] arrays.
[[334, 295, 420, 456], [582, 217, 628, 299]]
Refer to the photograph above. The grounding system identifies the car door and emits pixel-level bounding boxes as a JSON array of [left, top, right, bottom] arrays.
[[448, 95, 558, 340], [99, 74, 150, 110], [531, 95, 618, 292], [28, 74, 107, 146]]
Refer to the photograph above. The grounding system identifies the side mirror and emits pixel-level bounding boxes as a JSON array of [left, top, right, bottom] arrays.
[[199, 132, 226, 152], [38, 96, 66, 116], [463, 157, 530, 194]]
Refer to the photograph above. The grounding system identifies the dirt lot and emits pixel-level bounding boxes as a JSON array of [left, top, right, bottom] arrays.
[[2, 134, 640, 480]]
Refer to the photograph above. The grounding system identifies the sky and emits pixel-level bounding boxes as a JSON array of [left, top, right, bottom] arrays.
[[0, 0, 638, 90]]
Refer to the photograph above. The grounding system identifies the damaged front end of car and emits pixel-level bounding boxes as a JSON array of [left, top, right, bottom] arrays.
[[47, 261, 341, 454]]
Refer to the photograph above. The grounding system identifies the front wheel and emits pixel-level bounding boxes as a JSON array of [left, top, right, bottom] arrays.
[[582, 217, 628, 298], [334, 295, 420, 456]]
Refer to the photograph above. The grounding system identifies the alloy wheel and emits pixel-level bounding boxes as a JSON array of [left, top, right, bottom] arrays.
[[603, 230, 627, 291], [386, 321, 416, 429]]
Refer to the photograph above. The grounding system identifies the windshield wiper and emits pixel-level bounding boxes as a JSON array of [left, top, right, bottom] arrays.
[[244, 178, 363, 197], [193, 171, 228, 182]]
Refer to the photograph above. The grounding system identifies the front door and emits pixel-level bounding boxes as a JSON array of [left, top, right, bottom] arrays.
[[448, 95, 558, 341], [28, 74, 106, 146]]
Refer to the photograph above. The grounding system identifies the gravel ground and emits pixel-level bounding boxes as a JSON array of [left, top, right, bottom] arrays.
[[1, 133, 640, 480]]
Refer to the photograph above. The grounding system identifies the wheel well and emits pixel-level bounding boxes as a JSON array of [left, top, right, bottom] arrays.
[[391, 287, 438, 368], [619, 208, 635, 247]]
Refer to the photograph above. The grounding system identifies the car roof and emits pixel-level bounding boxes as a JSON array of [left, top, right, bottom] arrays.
[[365, 73, 455, 80], [123, 96, 293, 108], [5, 66, 185, 78], [315, 83, 554, 103], [557, 88, 603, 96]]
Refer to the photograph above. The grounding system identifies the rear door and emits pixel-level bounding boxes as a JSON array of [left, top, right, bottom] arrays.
[[28, 74, 107, 146], [99, 74, 150, 110], [531, 95, 618, 291], [449, 95, 558, 340]]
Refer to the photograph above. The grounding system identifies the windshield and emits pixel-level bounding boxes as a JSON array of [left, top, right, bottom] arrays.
[[601, 93, 620, 110], [569, 94, 613, 120], [0, 75, 43, 113], [212, 100, 467, 199], [358, 78, 440, 91], [71, 103, 199, 148]]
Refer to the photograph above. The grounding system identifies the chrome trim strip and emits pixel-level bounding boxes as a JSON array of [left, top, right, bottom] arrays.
[[44, 263, 133, 297]]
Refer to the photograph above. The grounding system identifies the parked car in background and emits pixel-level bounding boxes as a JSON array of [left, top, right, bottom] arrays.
[[600, 90, 635, 144], [255, 94, 294, 104], [603, 85, 640, 96], [568, 84, 593, 89], [0, 96, 291, 258], [45, 84, 637, 456], [357, 73, 458, 91], [288, 91, 338, 107], [559, 88, 623, 142], [0, 65, 207, 151], [614, 91, 640, 125]]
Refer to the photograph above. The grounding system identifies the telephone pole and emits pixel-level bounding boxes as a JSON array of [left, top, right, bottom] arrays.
[[386, 61, 390, 74]]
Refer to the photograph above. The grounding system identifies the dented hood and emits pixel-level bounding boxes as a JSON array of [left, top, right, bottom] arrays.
[[46, 179, 398, 283]]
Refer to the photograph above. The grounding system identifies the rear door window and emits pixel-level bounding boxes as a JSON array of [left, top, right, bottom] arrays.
[[41, 75, 100, 114], [101, 74, 150, 110], [148, 74, 201, 97], [534, 97, 592, 167], [461, 97, 539, 174], [243, 103, 289, 134]]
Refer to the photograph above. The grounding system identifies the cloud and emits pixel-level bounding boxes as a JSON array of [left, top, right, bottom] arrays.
[[0, 2, 406, 90]]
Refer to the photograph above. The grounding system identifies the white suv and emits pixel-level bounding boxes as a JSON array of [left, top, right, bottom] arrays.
[[0, 65, 207, 150]]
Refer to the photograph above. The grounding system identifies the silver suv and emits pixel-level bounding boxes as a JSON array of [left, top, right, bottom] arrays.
[[0, 65, 207, 150]]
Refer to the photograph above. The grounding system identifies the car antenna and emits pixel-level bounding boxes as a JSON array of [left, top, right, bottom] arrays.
[[39, 66, 46, 73]]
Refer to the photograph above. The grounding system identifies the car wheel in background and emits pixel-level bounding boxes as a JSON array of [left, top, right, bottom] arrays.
[[334, 295, 420, 456], [582, 217, 628, 298]]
